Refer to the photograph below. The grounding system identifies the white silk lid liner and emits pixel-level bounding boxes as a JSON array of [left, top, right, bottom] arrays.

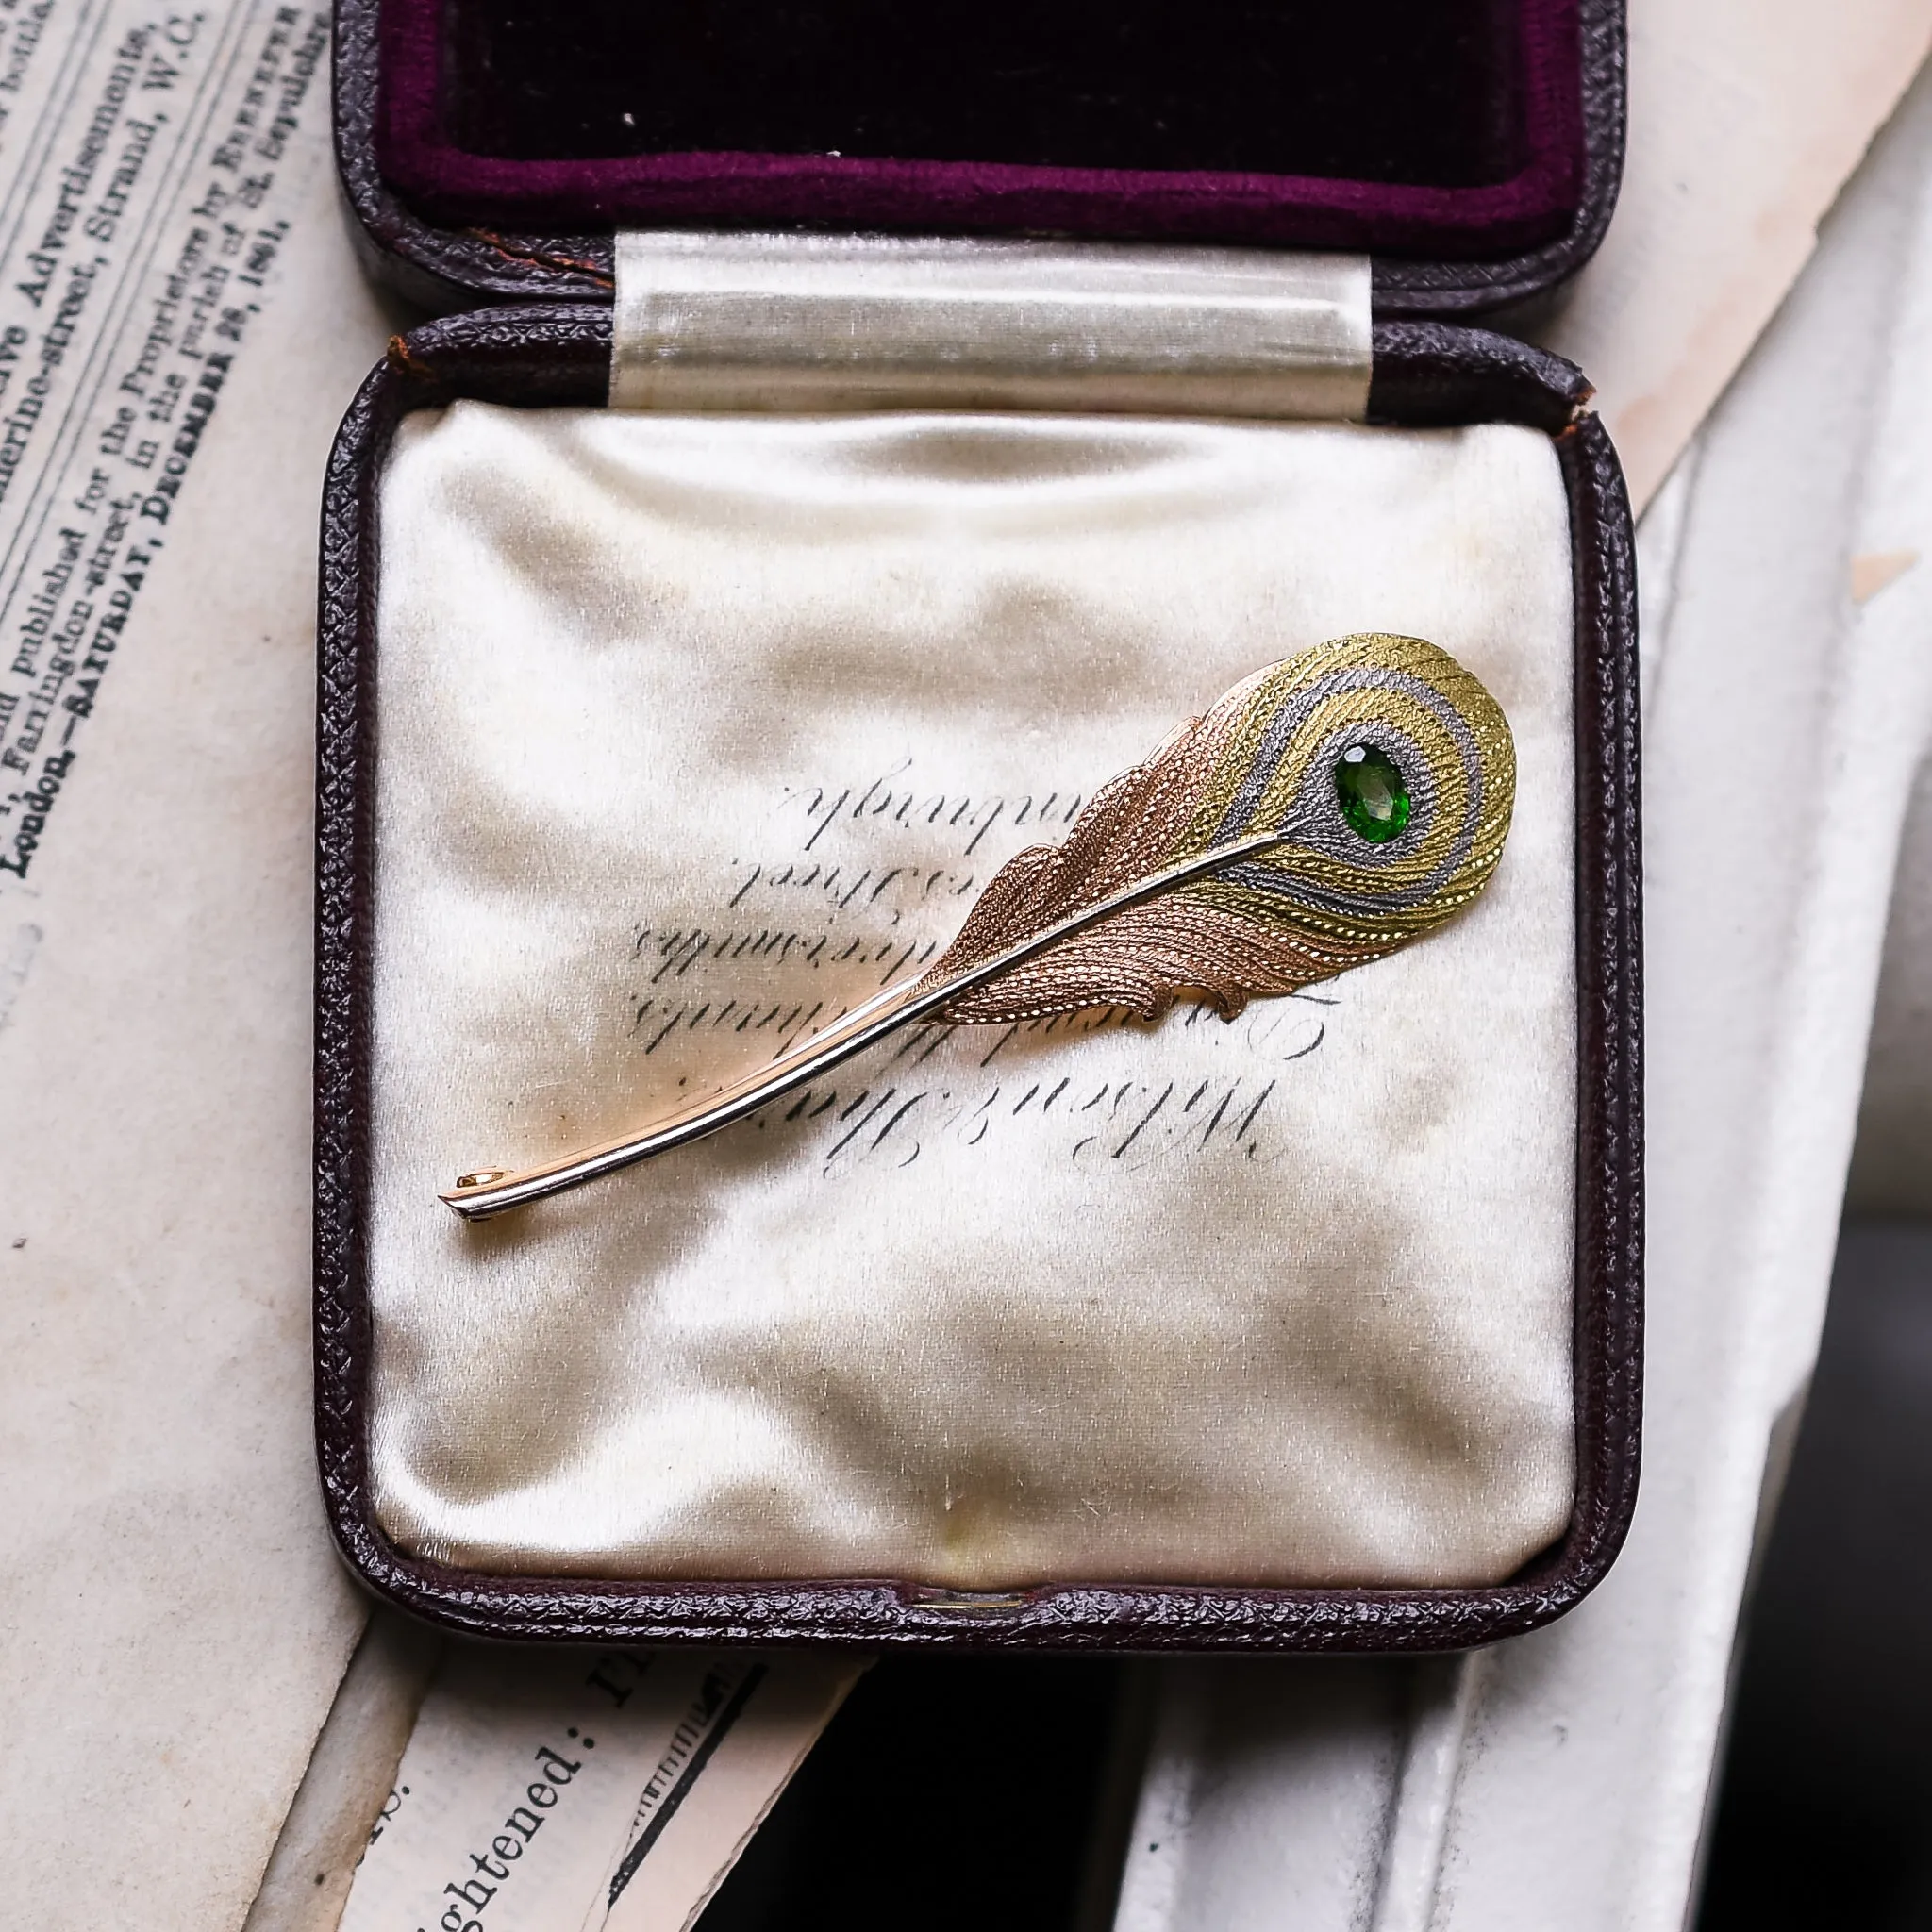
[[610, 230, 1374, 419], [367, 402, 1576, 1591]]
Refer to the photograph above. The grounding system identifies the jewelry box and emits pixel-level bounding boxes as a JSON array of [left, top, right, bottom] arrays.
[[316, 0, 1641, 1649]]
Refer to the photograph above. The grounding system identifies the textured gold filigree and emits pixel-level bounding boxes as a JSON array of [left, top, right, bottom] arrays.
[[922, 632, 1516, 1024]]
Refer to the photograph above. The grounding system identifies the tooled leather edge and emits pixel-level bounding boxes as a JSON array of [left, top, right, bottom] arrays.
[[313, 308, 618, 1610], [1374, 0, 1626, 319], [1364, 320, 1594, 431], [314, 312, 1643, 1650], [332, 0, 1624, 320], [332, 0, 614, 311], [1544, 408, 1644, 1613]]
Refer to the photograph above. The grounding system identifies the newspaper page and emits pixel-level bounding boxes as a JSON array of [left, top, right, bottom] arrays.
[[0, 0, 329, 899], [339, 1648, 864, 1932], [0, 4, 398, 1924]]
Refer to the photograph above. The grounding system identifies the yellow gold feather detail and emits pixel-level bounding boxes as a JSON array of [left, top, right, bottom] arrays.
[[924, 631, 1515, 1022]]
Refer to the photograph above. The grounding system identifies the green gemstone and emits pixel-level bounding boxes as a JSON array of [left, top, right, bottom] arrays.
[[1335, 743, 1411, 843]]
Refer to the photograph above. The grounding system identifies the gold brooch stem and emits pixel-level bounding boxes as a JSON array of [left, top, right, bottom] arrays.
[[438, 830, 1291, 1221]]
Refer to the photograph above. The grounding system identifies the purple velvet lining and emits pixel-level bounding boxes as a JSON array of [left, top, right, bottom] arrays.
[[375, 0, 1584, 257]]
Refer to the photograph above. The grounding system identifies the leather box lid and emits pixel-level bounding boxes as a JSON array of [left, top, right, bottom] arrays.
[[334, 0, 1624, 317]]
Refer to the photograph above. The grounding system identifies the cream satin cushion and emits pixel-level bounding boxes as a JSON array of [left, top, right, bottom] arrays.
[[366, 402, 1576, 1590]]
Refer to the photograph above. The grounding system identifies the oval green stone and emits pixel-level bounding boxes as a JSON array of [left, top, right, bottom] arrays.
[[1335, 743, 1411, 843]]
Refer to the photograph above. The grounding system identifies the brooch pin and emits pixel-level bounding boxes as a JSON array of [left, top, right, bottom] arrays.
[[442, 632, 1514, 1219]]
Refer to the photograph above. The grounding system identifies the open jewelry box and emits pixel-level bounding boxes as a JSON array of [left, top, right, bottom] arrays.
[[317, 0, 1641, 1649]]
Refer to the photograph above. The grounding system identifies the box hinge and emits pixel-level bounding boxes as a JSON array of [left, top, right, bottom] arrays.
[[610, 230, 1372, 420]]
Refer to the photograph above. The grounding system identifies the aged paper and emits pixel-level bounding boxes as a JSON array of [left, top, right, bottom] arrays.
[[241, 1614, 445, 1932], [333, 1647, 861, 1932], [0, 2, 333, 871], [0, 4, 397, 1926], [592, 1654, 868, 1932], [1540, 0, 1932, 511]]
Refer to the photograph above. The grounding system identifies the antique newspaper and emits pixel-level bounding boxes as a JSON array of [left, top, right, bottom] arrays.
[[0, 0, 334, 879], [335, 1645, 862, 1932], [0, 4, 393, 1924]]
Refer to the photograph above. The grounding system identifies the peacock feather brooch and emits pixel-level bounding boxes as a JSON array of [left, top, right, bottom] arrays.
[[443, 632, 1514, 1218]]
